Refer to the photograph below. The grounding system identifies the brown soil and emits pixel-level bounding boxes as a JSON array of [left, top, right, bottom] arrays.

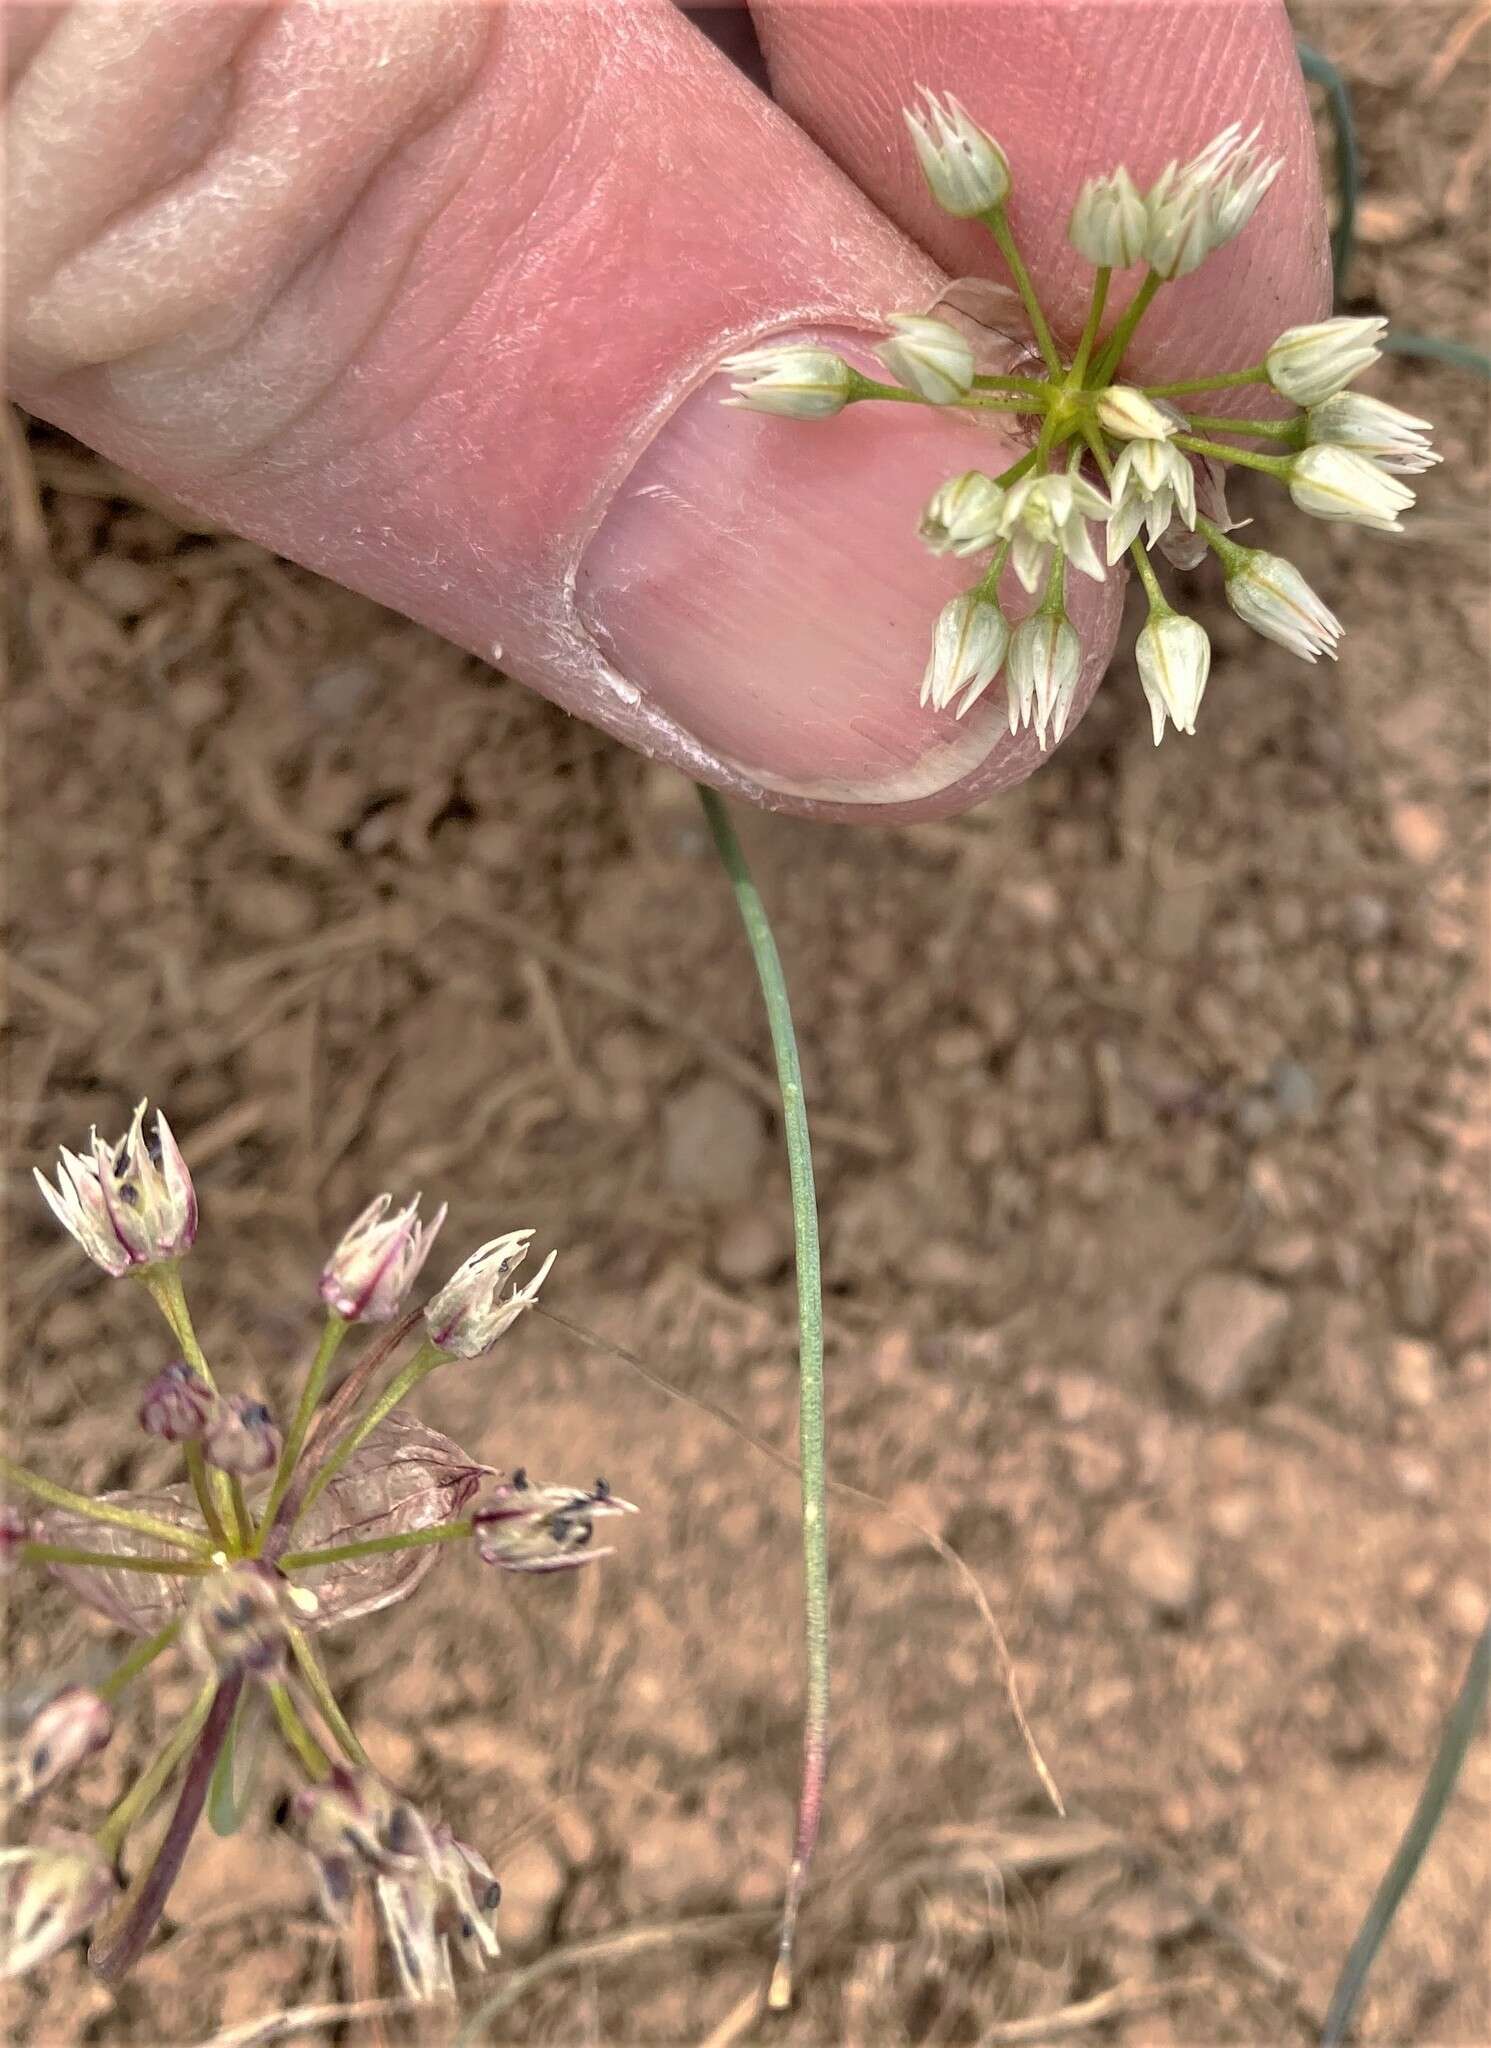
[[4, 9, 1488, 2045]]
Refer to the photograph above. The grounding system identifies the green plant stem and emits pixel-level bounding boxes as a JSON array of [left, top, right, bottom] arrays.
[[972, 538, 1013, 604], [20, 1540, 214, 1575], [1321, 1618, 1491, 2048], [184, 1442, 232, 1550], [1091, 269, 1162, 384], [100, 1622, 181, 1704], [139, 1262, 216, 1389], [1069, 266, 1111, 386], [1195, 513, 1250, 575], [982, 205, 1061, 375], [278, 1519, 472, 1573], [959, 396, 1049, 415], [1142, 364, 1269, 398], [1175, 433, 1291, 478], [971, 372, 1051, 396], [227, 1476, 253, 1550], [265, 1305, 424, 1547], [1128, 539, 1168, 611], [992, 449, 1039, 492], [268, 1680, 330, 1781], [294, 1341, 443, 1526], [697, 787, 826, 2014], [97, 1679, 215, 1859], [0, 1453, 213, 1555], [256, 1315, 348, 1542], [1183, 413, 1304, 441], [288, 1628, 370, 1769]]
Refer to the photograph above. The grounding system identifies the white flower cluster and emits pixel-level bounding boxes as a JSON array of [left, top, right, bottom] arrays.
[[718, 93, 1436, 752]]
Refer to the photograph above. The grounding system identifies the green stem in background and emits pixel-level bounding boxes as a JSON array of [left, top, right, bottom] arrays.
[[0, 1453, 213, 1556], [227, 1476, 253, 1551], [970, 372, 1052, 396], [268, 1681, 330, 1781], [1091, 269, 1163, 385], [256, 1314, 348, 1542], [288, 1628, 371, 1769], [294, 1341, 443, 1527], [1321, 1618, 1491, 2048], [1175, 433, 1291, 479], [100, 1622, 181, 1705], [278, 1519, 472, 1574], [19, 1541, 213, 1576], [1141, 364, 1269, 398], [1183, 413, 1304, 442], [184, 1442, 232, 1550], [265, 1305, 424, 1548], [96, 1679, 216, 1859], [697, 786, 826, 2015], [982, 205, 1062, 375], [208, 1691, 250, 1837], [1069, 266, 1111, 386]]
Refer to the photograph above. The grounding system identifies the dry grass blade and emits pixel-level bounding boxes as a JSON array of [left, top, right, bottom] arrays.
[[975, 1975, 1214, 2044], [187, 1997, 415, 2048]]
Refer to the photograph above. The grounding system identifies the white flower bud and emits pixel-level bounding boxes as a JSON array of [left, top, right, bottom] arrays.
[[1095, 385, 1179, 443], [1068, 167, 1148, 267], [1135, 611, 1212, 745], [1106, 438, 1196, 561], [320, 1193, 446, 1324], [903, 88, 1010, 216], [1224, 551, 1343, 662], [1265, 316, 1387, 406], [1288, 445, 1414, 532], [720, 345, 854, 419], [1006, 612, 1082, 750], [875, 314, 974, 404], [998, 473, 1111, 594], [1143, 125, 1284, 279], [425, 1232, 555, 1359], [919, 471, 1005, 557], [34, 1101, 197, 1278], [1305, 391, 1439, 473], [919, 593, 1009, 717]]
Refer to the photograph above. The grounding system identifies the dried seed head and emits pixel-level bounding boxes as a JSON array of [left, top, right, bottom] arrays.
[[424, 1233, 555, 1359], [320, 1193, 447, 1324], [0, 1833, 116, 1979], [183, 1562, 295, 1679], [203, 1395, 281, 1478], [1, 1689, 113, 1807], [138, 1362, 216, 1444], [472, 1474, 637, 1575], [34, 1102, 196, 1277]]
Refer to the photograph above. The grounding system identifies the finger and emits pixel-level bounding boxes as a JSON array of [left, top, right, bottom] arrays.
[[4, 0, 1119, 823], [753, 0, 1332, 377]]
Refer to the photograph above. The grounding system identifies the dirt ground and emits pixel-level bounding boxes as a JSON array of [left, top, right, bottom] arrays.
[[4, 8, 1489, 2045]]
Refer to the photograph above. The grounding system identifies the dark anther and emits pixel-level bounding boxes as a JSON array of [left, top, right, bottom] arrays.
[[481, 1878, 502, 1910], [113, 1139, 131, 1175], [29, 1744, 51, 1776], [593, 1477, 610, 1499], [384, 1804, 416, 1856], [242, 1402, 272, 1427], [511, 1467, 528, 1490]]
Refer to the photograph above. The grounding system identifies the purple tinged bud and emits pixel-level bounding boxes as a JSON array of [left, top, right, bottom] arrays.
[[0, 1832, 116, 1979], [203, 1395, 281, 1478], [472, 1474, 637, 1575], [183, 1562, 294, 1678], [138, 1362, 216, 1444], [33, 1101, 197, 1277], [3, 1690, 113, 1806], [320, 1193, 447, 1324], [424, 1233, 556, 1359]]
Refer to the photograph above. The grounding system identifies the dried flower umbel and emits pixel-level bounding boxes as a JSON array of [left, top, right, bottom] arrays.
[[3, 1106, 634, 1998], [721, 94, 1437, 748]]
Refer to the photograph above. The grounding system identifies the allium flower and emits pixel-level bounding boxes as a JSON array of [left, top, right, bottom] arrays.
[[35, 1102, 197, 1277], [473, 1473, 638, 1575], [1006, 612, 1082, 749], [0, 1834, 116, 1979], [138, 1362, 215, 1443], [1, 1690, 112, 1807], [919, 593, 1009, 716], [1224, 552, 1343, 662], [1136, 612, 1212, 745], [720, 345, 854, 419], [1304, 391, 1439, 473], [203, 1395, 281, 1478], [1106, 436, 1198, 559], [1289, 445, 1415, 532], [919, 471, 1006, 557], [1, 1506, 31, 1574], [320, 1193, 446, 1324], [1265, 316, 1387, 406], [903, 88, 1010, 216], [1095, 386, 1179, 443], [1144, 124, 1283, 278], [876, 314, 974, 404], [997, 473, 1110, 592], [183, 1562, 299, 1678], [424, 1231, 555, 1359], [1068, 166, 1148, 267]]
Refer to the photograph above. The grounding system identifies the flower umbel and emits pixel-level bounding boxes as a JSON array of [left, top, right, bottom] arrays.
[[713, 99, 1434, 748]]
